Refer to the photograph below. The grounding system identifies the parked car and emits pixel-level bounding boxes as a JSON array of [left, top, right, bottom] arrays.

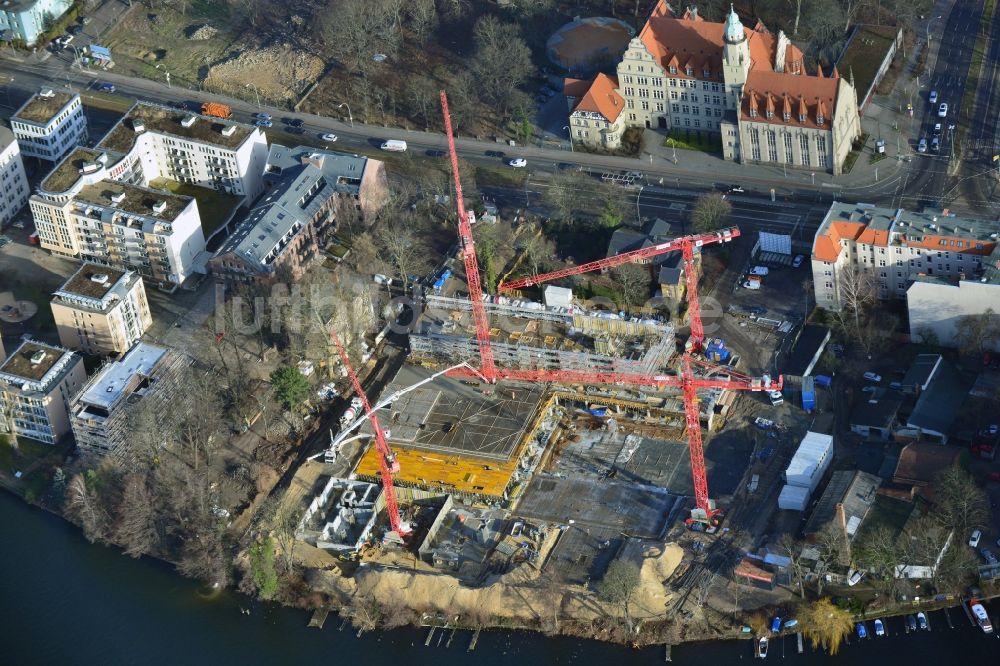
[[931, 136, 940, 152], [981, 425, 999, 436], [863, 372, 882, 383], [933, 122, 942, 136], [981, 548, 999, 565], [875, 619, 885, 636], [750, 266, 769, 276], [970, 529, 983, 547], [889, 381, 903, 390], [97, 82, 115, 93], [792, 254, 804, 268], [507, 158, 527, 168], [848, 569, 865, 586], [320, 133, 338, 142], [254, 112, 272, 120], [285, 118, 304, 127], [767, 390, 783, 406], [743, 281, 761, 290], [938, 103, 948, 117], [917, 137, 928, 153], [754, 417, 775, 429], [861, 386, 877, 394], [917, 612, 928, 630], [727, 184, 745, 193], [929, 90, 938, 104]]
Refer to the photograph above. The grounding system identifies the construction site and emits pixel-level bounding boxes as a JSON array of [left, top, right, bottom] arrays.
[[287, 92, 786, 635]]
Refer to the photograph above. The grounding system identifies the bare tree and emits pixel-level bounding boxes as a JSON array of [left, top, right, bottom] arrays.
[[405, 75, 439, 129], [375, 218, 432, 286], [470, 16, 534, 119], [406, 0, 438, 43], [65, 472, 111, 543], [597, 559, 641, 631], [612, 263, 651, 310], [931, 466, 989, 533], [690, 193, 732, 233], [257, 496, 301, 574], [954, 308, 1000, 356], [777, 533, 807, 598], [320, 0, 401, 74], [834, 264, 876, 341], [114, 474, 157, 558]]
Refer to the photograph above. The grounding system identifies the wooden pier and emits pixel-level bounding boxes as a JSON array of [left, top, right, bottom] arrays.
[[468, 627, 481, 651], [664, 644, 672, 661], [797, 632, 803, 653], [308, 609, 330, 629], [425, 627, 436, 646]]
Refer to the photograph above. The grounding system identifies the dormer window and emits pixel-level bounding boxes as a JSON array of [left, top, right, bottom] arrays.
[[817, 114, 824, 125], [685, 67, 693, 76], [750, 108, 757, 118], [766, 110, 773, 119], [799, 113, 806, 123], [783, 112, 790, 121], [703, 68, 710, 78], [669, 66, 677, 74]]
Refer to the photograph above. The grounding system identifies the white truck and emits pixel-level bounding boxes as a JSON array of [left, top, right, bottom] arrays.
[[380, 139, 408, 152]]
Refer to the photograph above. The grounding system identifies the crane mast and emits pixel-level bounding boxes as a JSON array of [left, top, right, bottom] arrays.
[[329, 330, 410, 537], [440, 91, 497, 383]]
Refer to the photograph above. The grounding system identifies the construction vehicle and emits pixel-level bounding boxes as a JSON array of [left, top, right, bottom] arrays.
[[201, 102, 232, 119], [438, 90, 780, 531]]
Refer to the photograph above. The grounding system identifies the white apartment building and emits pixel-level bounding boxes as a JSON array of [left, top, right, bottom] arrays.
[[51, 264, 152, 356], [94, 102, 269, 203], [0, 126, 29, 228], [31, 177, 207, 288], [0, 340, 86, 444], [70, 342, 188, 465], [811, 201, 1000, 317], [10, 88, 87, 161], [566, 3, 861, 173]]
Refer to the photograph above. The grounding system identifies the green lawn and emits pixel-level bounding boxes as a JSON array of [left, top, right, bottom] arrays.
[[958, 0, 995, 151], [81, 94, 135, 114], [838, 25, 899, 101], [149, 178, 241, 237], [0, 436, 55, 476], [665, 130, 722, 154]]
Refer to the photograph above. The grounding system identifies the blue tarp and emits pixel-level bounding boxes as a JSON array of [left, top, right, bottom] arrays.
[[89, 44, 111, 59], [432, 269, 451, 291]]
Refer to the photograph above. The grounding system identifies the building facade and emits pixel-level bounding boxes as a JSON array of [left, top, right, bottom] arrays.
[[31, 176, 206, 287], [811, 202, 999, 314], [210, 145, 388, 284], [566, 3, 861, 173], [70, 342, 188, 464], [0, 339, 86, 444], [0, 126, 29, 228], [907, 278, 1000, 352], [51, 264, 152, 355], [0, 0, 74, 46], [10, 88, 87, 161], [565, 73, 626, 150]]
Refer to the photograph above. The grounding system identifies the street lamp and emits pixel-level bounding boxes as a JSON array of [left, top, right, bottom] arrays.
[[926, 15, 942, 45], [636, 185, 644, 222], [245, 83, 260, 109], [562, 125, 573, 152], [668, 138, 677, 164], [338, 102, 353, 128]]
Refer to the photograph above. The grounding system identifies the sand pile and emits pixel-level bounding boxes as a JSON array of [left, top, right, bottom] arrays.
[[203, 44, 324, 103]]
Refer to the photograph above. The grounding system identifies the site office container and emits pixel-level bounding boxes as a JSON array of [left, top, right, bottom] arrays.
[[783, 431, 833, 493], [778, 484, 809, 511]]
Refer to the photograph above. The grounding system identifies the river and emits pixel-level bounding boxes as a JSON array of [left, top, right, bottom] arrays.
[[1, 491, 997, 665]]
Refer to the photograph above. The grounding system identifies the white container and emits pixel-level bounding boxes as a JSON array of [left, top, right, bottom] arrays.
[[778, 484, 810, 511], [784, 431, 833, 493], [543, 285, 573, 309]]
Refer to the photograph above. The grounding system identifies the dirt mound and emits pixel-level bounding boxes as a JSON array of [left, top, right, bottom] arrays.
[[203, 44, 324, 103], [187, 24, 218, 40]]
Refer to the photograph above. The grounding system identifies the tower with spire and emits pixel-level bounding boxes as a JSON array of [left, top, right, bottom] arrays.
[[722, 5, 751, 109]]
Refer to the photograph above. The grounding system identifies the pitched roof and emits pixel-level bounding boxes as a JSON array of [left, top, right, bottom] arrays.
[[907, 361, 968, 436], [893, 442, 958, 486], [569, 73, 624, 122], [563, 78, 592, 99], [813, 220, 866, 262], [742, 70, 839, 129]]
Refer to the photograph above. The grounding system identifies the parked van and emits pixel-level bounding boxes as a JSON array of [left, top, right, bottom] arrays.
[[381, 140, 408, 152], [742, 280, 761, 290], [748, 474, 760, 493]]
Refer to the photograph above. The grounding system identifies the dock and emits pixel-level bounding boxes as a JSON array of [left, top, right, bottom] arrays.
[[425, 627, 436, 646], [446, 628, 457, 648], [944, 607, 954, 629], [469, 627, 481, 651], [664, 644, 672, 661], [960, 599, 977, 626], [308, 609, 330, 629], [797, 632, 803, 653]]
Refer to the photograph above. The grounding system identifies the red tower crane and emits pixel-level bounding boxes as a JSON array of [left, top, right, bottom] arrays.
[[329, 330, 410, 537], [438, 90, 777, 523], [499, 227, 739, 292], [440, 91, 497, 384]]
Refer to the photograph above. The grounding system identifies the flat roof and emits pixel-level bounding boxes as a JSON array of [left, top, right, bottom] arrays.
[[366, 365, 544, 462], [907, 361, 968, 435], [850, 389, 904, 428], [783, 324, 831, 376], [77, 343, 168, 410], [13, 90, 75, 125], [75, 179, 192, 222], [0, 341, 67, 382], [903, 354, 941, 390], [57, 263, 127, 300], [98, 102, 255, 153], [41, 147, 107, 193]]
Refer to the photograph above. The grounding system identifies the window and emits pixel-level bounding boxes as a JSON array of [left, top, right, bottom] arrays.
[[715, 109, 722, 117], [639, 88, 649, 98], [653, 77, 663, 86], [799, 112, 807, 123], [750, 128, 761, 160], [692, 107, 699, 115], [694, 119, 700, 128], [766, 131, 777, 161], [702, 70, 710, 80], [817, 113, 824, 125], [784, 132, 794, 163], [669, 78, 677, 87], [749, 108, 757, 118], [672, 103, 680, 113], [690, 94, 699, 103], [627, 99, 634, 108], [655, 102, 664, 112], [685, 118, 691, 126], [799, 134, 811, 165], [623, 75, 634, 84], [669, 66, 677, 74], [711, 83, 720, 92], [680, 80, 688, 88], [681, 105, 690, 114], [637, 77, 649, 85], [681, 92, 689, 101], [816, 136, 828, 168], [654, 89, 664, 99], [670, 90, 678, 100], [624, 87, 635, 96], [641, 100, 649, 110], [629, 113, 637, 121], [766, 109, 773, 119], [685, 67, 693, 76]]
